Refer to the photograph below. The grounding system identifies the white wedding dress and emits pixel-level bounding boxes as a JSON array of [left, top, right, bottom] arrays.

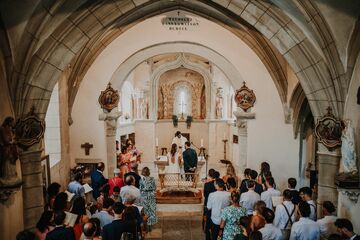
[[166, 152, 181, 174]]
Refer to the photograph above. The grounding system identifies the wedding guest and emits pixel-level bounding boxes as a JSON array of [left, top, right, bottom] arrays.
[[45, 211, 75, 240], [108, 168, 124, 196], [102, 202, 127, 240], [139, 167, 157, 230], [287, 178, 300, 205], [71, 197, 89, 240], [91, 162, 108, 200], [334, 218, 360, 240], [35, 210, 54, 240], [250, 170, 264, 195], [120, 175, 141, 205], [82, 222, 96, 240], [257, 162, 272, 187], [53, 192, 68, 212], [249, 231, 263, 240], [250, 201, 266, 232], [290, 201, 320, 240], [259, 208, 283, 240], [239, 168, 252, 193], [88, 218, 101, 240], [124, 162, 141, 188], [234, 216, 250, 240], [45, 182, 61, 210], [240, 180, 260, 215], [204, 169, 217, 240], [274, 190, 295, 239], [92, 198, 115, 228], [16, 230, 36, 240], [226, 177, 238, 193], [317, 201, 337, 239], [299, 187, 316, 221], [220, 192, 247, 240], [68, 172, 85, 198], [110, 186, 121, 202], [260, 177, 281, 210]]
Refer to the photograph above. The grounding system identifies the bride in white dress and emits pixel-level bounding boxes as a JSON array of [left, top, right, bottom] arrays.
[[166, 143, 181, 174]]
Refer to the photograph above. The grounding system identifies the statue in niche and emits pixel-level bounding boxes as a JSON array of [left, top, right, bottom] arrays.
[[0, 117, 21, 187], [341, 119, 358, 174], [215, 87, 224, 119], [140, 99, 148, 119]]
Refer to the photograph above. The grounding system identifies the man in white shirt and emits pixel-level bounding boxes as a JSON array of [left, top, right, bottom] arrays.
[[274, 190, 296, 239], [260, 207, 283, 240], [261, 177, 281, 210], [290, 201, 320, 240], [317, 201, 337, 239], [207, 178, 231, 240], [240, 180, 260, 215], [171, 131, 188, 152], [120, 175, 141, 205], [299, 187, 317, 221]]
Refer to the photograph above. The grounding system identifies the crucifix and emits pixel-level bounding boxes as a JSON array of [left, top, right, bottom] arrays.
[[179, 99, 187, 120], [81, 142, 93, 155]]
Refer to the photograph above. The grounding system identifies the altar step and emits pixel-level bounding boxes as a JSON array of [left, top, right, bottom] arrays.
[[157, 203, 203, 217]]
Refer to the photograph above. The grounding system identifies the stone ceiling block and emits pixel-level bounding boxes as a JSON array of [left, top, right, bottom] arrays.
[[213, 0, 231, 8], [255, 12, 281, 39], [115, 0, 136, 14], [240, 2, 265, 25], [76, 11, 104, 39], [133, 0, 149, 6], [227, 0, 247, 15], [90, 2, 120, 26], [61, 26, 89, 54], [284, 21, 306, 44], [273, 28, 296, 52], [46, 43, 75, 71]]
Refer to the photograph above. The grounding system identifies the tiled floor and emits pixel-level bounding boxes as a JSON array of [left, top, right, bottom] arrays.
[[147, 211, 205, 240]]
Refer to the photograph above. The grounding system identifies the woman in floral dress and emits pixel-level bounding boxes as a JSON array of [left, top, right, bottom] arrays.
[[139, 167, 158, 230], [220, 192, 247, 240]]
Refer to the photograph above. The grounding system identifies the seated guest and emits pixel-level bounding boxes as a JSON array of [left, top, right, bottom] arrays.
[[71, 197, 89, 240], [45, 211, 75, 240], [207, 178, 231, 240], [334, 218, 360, 240], [226, 177, 238, 193], [91, 162, 108, 200], [53, 192, 69, 212], [299, 187, 317, 221], [120, 175, 141, 205], [16, 230, 36, 240], [82, 222, 97, 240], [102, 202, 126, 240], [110, 186, 121, 202], [124, 162, 141, 188], [250, 170, 264, 195], [108, 168, 124, 196], [260, 177, 280, 210], [203, 169, 218, 240], [45, 182, 61, 210], [35, 210, 55, 240], [317, 201, 337, 239], [259, 208, 282, 240], [220, 192, 247, 240], [240, 180, 260, 215], [290, 201, 320, 240], [274, 190, 295, 239], [234, 216, 250, 240], [250, 201, 266, 232], [68, 172, 85, 198], [92, 198, 115, 228], [287, 178, 300, 205], [239, 168, 251, 193]]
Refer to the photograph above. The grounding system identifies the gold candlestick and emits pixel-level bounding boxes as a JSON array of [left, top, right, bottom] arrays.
[[222, 139, 228, 160]]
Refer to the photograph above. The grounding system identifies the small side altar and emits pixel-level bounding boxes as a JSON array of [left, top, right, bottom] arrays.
[[154, 156, 206, 204]]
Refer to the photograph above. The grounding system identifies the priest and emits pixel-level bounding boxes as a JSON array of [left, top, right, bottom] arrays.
[[171, 131, 188, 152]]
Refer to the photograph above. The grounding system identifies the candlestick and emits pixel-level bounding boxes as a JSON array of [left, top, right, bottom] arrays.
[[156, 138, 158, 147]]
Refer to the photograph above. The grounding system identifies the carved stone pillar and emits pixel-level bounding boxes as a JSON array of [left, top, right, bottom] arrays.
[[317, 144, 340, 216], [99, 111, 121, 177], [19, 149, 44, 230], [233, 110, 255, 172]]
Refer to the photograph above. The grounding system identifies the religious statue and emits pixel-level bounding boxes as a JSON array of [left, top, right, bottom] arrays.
[[215, 87, 224, 119], [0, 117, 21, 187], [341, 120, 358, 174], [140, 99, 147, 119]]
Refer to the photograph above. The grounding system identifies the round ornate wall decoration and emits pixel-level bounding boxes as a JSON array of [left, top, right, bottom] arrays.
[[15, 108, 45, 149], [235, 81, 256, 112], [314, 107, 342, 150], [98, 83, 119, 112]]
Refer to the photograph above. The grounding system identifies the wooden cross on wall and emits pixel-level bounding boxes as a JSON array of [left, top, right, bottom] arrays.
[[81, 142, 93, 155]]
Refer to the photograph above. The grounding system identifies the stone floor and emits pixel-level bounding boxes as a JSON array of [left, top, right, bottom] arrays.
[[146, 203, 205, 240]]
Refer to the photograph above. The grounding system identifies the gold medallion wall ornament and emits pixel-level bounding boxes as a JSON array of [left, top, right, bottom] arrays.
[[235, 82, 256, 112], [14, 107, 45, 149], [98, 83, 119, 112], [314, 107, 342, 150]]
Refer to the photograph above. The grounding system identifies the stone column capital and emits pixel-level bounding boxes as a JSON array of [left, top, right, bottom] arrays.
[[233, 110, 255, 129], [99, 111, 122, 135]]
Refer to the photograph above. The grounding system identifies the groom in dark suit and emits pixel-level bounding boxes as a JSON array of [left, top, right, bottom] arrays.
[[183, 141, 198, 181]]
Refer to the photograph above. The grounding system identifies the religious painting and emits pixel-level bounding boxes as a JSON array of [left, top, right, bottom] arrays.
[[98, 83, 119, 112], [235, 82, 256, 112], [233, 135, 238, 144], [41, 155, 51, 190], [314, 107, 342, 150], [15, 108, 46, 150]]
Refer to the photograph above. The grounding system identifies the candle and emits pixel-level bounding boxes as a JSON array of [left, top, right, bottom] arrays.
[[201, 138, 204, 147], [223, 133, 226, 140], [156, 138, 159, 147]]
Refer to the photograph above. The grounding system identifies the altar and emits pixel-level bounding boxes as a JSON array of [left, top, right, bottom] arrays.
[[154, 155, 206, 204]]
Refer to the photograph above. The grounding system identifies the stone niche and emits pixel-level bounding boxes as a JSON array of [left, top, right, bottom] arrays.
[[157, 68, 205, 120]]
